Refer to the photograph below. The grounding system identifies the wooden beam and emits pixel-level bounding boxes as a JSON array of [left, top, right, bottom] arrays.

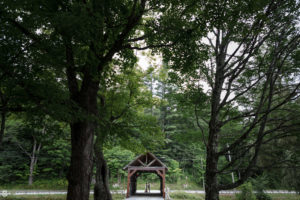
[[128, 166, 165, 171], [156, 169, 166, 198], [123, 154, 144, 170], [147, 158, 157, 167], [162, 169, 166, 198], [129, 169, 137, 177], [146, 153, 148, 164], [137, 159, 146, 166], [126, 169, 137, 198], [156, 170, 163, 177]]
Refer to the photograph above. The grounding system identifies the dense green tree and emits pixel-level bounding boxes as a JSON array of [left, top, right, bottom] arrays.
[[93, 65, 163, 200], [151, 64, 207, 185], [146, 0, 300, 199], [103, 146, 135, 184], [0, 119, 29, 183], [0, 1, 179, 199], [255, 100, 300, 191], [1, 1, 300, 200], [0, 116, 68, 185]]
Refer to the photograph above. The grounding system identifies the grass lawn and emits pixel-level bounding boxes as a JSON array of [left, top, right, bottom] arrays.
[[0, 194, 125, 200], [1, 179, 299, 200], [0, 179, 68, 190], [134, 179, 201, 191], [0, 178, 201, 191], [170, 192, 300, 200]]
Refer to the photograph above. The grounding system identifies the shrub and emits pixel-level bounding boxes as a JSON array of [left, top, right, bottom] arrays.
[[251, 175, 272, 200], [236, 182, 256, 200], [255, 192, 272, 200]]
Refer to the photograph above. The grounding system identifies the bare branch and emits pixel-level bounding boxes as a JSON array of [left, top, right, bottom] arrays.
[[127, 35, 147, 42], [206, 36, 216, 52], [123, 43, 173, 50]]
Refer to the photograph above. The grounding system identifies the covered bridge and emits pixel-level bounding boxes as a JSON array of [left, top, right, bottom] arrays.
[[123, 152, 168, 198]]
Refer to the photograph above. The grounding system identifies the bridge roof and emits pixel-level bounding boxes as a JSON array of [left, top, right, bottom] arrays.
[[123, 152, 168, 171]]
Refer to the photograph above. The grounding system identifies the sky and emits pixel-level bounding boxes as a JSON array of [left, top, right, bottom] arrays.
[[135, 49, 162, 71]]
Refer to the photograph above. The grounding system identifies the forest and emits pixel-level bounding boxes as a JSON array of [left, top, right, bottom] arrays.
[[0, 0, 300, 200]]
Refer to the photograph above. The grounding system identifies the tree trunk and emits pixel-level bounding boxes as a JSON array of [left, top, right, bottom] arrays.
[[94, 140, 112, 200], [118, 171, 121, 186], [205, 111, 220, 200], [0, 111, 6, 147], [205, 143, 219, 200], [28, 137, 41, 185], [205, 30, 226, 200], [28, 155, 35, 185], [66, 121, 96, 200], [205, 78, 222, 199], [0, 90, 7, 148], [66, 82, 98, 200]]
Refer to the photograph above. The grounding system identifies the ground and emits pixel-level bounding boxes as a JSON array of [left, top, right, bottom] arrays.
[[1, 179, 299, 200], [0, 192, 299, 200], [127, 196, 163, 200]]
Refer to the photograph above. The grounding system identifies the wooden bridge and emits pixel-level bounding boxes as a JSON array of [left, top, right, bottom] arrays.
[[123, 152, 168, 199]]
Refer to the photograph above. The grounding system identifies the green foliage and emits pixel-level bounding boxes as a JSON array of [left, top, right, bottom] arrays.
[[0, 178, 68, 190], [137, 173, 160, 183], [236, 182, 257, 200], [103, 146, 134, 178], [170, 192, 205, 200], [95, 65, 164, 154], [38, 134, 71, 178], [0, 117, 70, 184], [255, 193, 272, 200], [151, 0, 300, 198], [0, 1, 299, 198], [24, 179, 68, 190], [251, 175, 272, 200], [165, 159, 182, 183]]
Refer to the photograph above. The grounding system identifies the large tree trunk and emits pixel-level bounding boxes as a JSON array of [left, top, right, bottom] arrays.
[[205, 97, 222, 200], [205, 31, 226, 200], [66, 82, 99, 200], [205, 108, 221, 200], [205, 132, 219, 200], [94, 138, 112, 200], [67, 121, 96, 200], [65, 36, 101, 199]]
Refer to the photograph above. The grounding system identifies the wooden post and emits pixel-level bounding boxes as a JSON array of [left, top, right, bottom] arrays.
[[156, 169, 166, 198], [126, 169, 137, 198], [126, 170, 130, 198], [162, 169, 165, 198]]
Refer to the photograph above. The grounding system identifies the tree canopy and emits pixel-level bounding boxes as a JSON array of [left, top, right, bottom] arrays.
[[0, 1, 300, 200]]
